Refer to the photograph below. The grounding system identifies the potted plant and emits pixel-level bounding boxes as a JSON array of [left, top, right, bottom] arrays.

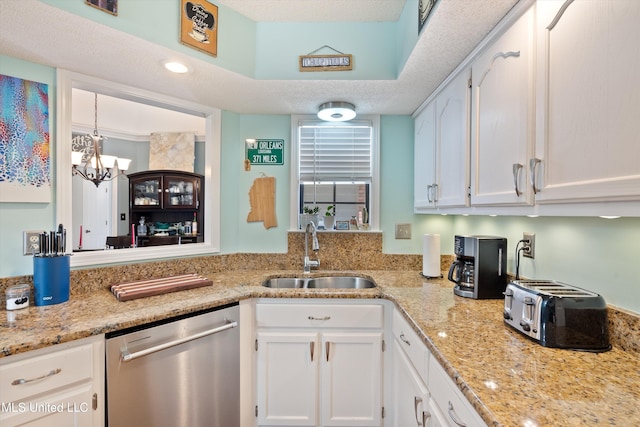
[[323, 205, 336, 230], [300, 205, 319, 229]]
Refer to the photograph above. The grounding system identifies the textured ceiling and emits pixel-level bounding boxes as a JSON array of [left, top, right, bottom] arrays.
[[0, 0, 519, 116], [214, 0, 407, 22]]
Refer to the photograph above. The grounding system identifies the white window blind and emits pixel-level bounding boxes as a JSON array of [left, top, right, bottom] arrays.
[[299, 120, 373, 182]]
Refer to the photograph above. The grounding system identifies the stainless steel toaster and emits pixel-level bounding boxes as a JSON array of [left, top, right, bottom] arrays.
[[503, 280, 610, 352]]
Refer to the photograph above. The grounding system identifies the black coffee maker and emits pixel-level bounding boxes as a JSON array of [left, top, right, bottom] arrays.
[[448, 235, 507, 299]]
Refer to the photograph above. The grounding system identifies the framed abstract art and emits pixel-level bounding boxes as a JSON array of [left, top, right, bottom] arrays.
[[0, 74, 51, 203]]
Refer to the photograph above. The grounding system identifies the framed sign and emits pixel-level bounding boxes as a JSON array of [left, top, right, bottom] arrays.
[[419, 0, 438, 34], [246, 139, 284, 165], [299, 54, 353, 72], [335, 220, 350, 231], [180, 0, 218, 57], [85, 0, 117, 15]]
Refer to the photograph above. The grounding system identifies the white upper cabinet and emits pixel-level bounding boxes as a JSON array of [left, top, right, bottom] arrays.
[[470, 6, 535, 206], [414, 101, 437, 209], [436, 69, 471, 208], [533, 0, 640, 204], [414, 69, 470, 212]]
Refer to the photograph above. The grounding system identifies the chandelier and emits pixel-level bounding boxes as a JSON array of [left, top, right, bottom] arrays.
[[71, 93, 131, 187]]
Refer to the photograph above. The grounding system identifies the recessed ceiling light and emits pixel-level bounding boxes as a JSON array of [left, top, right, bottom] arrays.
[[162, 60, 190, 74]]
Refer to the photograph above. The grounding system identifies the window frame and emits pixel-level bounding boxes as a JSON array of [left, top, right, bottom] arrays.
[[289, 114, 380, 231]]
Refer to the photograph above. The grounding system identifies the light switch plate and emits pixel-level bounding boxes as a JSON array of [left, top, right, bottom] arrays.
[[395, 223, 412, 239]]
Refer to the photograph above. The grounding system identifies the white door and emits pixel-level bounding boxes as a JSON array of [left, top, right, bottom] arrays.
[[470, 7, 534, 206], [256, 331, 319, 426], [392, 338, 431, 427], [414, 101, 436, 209], [81, 179, 112, 250], [320, 332, 382, 427], [533, 0, 640, 203], [435, 69, 470, 208], [1, 384, 94, 427]]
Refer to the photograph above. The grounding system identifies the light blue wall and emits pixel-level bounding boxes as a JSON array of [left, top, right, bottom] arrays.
[[219, 112, 291, 253], [0, 56, 57, 277], [396, 0, 420, 74], [38, 0, 257, 77], [38, 0, 421, 81], [255, 22, 397, 80], [445, 215, 640, 314]]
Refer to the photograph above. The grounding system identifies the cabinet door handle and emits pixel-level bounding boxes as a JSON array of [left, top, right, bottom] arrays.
[[12, 368, 62, 385], [310, 341, 315, 362], [529, 158, 542, 194], [422, 410, 431, 426], [547, 0, 575, 30], [427, 185, 433, 203], [400, 332, 411, 346], [448, 401, 467, 427], [512, 163, 523, 197], [414, 396, 424, 426], [325, 341, 331, 362], [431, 184, 439, 203]]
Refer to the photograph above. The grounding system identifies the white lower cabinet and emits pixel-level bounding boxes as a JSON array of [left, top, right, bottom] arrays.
[[256, 331, 319, 426], [392, 309, 485, 427], [0, 335, 104, 427], [392, 338, 434, 426], [428, 356, 487, 427], [254, 301, 384, 427]]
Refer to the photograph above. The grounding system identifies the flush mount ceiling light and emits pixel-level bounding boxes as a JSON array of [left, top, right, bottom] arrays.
[[317, 101, 356, 122], [162, 60, 191, 74]]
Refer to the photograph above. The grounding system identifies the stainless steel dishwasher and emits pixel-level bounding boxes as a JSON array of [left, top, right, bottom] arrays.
[[105, 303, 239, 427]]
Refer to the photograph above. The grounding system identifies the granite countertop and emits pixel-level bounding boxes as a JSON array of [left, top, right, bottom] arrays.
[[1, 270, 639, 426]]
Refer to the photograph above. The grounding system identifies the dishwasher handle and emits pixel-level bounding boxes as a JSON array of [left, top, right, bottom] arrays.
[[120, 319, 238, 362]]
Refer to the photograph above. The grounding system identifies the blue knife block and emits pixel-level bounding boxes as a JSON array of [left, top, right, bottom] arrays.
[[33, 255, 70, 306]]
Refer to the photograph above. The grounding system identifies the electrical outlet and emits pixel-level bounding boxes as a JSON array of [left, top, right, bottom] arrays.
[[395, 223, 412, 239], [23, 230, 44, 256], [523, 232, 535, 259]]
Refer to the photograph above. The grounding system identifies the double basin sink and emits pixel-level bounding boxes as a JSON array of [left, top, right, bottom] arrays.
[[263, 276, 376, 289]]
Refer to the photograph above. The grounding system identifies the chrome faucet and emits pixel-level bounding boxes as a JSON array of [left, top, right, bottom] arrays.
[[304, 221, 320, 273]]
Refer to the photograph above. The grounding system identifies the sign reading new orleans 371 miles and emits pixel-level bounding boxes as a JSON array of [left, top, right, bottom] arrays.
[[246, 139, 284, 165]]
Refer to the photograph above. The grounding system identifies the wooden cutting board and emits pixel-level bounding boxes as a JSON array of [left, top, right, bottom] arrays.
[[247, 176, 277, 229], [111, 274, 213, 301]]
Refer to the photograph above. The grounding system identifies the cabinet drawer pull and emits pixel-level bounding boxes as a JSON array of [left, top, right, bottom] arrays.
[[12, 368, 62, 385], [414, 396, 423, 426], [308, 316, 330, 321], [448, 401, 467, 427], [400, 332, 411, 346]]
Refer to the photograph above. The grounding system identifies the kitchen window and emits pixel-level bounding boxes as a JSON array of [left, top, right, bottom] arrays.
[[290, 115, 380, 230]]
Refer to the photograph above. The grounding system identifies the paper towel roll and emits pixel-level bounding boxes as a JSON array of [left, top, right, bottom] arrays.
[[422, 234, 441, 278]]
